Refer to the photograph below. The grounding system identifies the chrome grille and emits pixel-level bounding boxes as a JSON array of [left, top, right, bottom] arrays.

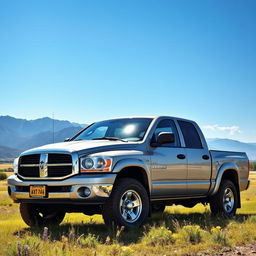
[[18, 153, 73, 179], [19, 166, 39, 177], [20, 154, 40, 164], [48, 166, 72, 177], [48, 154, 72, 164]]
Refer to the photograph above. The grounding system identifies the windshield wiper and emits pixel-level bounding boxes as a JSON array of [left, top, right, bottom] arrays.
[[92, 137, 128, 142]]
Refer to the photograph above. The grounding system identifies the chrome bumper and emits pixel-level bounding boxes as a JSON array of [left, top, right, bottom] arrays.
[[7, 174, 116, 203]]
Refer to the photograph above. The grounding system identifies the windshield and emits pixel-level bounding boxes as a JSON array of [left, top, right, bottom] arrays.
[[73, 118, 153, 142]]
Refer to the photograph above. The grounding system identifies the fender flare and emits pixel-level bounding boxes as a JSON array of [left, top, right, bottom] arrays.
[[211, 162, 240, 196], [112, 158, 151, 193]]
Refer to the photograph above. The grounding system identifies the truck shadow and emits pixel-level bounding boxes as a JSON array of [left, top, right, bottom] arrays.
[[14, 212, 254, 245]]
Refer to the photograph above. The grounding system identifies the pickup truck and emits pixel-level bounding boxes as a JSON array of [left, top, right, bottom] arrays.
[[7, 116, 250, 227]]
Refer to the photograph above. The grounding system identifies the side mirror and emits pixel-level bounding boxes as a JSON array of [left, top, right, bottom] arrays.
[[152, 132, 175, 147], [64, 138, 70, 142]]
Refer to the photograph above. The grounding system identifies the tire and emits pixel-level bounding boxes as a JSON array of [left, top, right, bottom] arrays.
[[210, 180, 238, 217], [20, 203, 65, 227], [151, 203, 166, 213], [102, 178, 149, 227]]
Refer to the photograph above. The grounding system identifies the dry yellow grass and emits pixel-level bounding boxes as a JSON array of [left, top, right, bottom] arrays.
[[0, 170, 255, 255], [0, 163, 12, 169]]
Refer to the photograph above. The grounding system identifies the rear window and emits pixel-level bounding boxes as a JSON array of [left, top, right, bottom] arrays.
[[178, 121, 202, 149]]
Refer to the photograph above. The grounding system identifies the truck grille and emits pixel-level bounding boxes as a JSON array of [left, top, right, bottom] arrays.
[[20, 154, 40, 164], [18, 153, 73, 179], [48, 154, 72, 164]]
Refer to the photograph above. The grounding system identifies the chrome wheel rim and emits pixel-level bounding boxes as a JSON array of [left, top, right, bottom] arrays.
[[119, 190, 142, 223], [223, 188, 235, 213]]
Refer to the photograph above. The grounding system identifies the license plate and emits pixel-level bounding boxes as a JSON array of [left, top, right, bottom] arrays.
[[29, 185, 47, 198]]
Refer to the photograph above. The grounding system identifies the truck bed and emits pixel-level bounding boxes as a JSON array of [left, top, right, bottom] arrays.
[[210, 150, 249, 191]]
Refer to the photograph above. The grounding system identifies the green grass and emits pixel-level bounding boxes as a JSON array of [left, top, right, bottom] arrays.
[[0, 173, 256, 256]]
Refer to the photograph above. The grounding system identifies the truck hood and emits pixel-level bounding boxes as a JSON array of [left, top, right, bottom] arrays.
[[21, 140, 138, 156]]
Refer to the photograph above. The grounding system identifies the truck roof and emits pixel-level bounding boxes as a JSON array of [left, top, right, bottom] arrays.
[[96, 115, 195, 123]]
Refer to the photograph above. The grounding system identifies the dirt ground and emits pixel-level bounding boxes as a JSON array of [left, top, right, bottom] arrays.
[[221, 243, 256, 256], [201, 243, 256, 256]]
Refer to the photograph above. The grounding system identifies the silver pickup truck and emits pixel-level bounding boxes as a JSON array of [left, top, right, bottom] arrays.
[[7, 116, 250, 227]]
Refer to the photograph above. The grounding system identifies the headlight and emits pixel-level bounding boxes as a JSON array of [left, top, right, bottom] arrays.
[[13, 157, 19, 174], [82, 158, 94, 169], [80, 156, 112, 172]]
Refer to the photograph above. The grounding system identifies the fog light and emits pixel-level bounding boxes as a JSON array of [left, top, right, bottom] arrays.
[[77, 187, 91, 198]]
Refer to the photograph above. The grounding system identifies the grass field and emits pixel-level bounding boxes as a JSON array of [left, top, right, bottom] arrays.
[[0, 172, 255, 256], [0, 163, 12, 170]]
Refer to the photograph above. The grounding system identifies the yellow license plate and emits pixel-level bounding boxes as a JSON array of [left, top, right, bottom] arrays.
[[29, 185, 46, 198]]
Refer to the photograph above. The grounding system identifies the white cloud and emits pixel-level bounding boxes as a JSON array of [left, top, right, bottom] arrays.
[[203, 125, 242, 136]]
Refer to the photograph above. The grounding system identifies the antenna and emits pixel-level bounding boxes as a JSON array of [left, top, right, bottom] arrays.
[[52, 113, 54, 143]]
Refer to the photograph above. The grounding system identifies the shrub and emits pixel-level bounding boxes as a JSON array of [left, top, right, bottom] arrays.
[[0, 168, 13, 172], [77, 233, 99, 248], [211, 226, 229, 246], [227, 221, 256, 244], [106, 244, 134, 256], [178, 225, 204, 244], [247, 215, 256, 223], [120, 246, 135, 256], [141, 226, 175, 246], [6, 237, 42, 256], [250, 161, 256, 171], [0, 172, 7, 180]]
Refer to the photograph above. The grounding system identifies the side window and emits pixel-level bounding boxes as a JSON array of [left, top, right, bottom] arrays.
[[152, 119, 180, 147], [178, 121, 202, 149]]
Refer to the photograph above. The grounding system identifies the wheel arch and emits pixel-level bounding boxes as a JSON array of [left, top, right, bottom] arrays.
[[112, 159, 151, 194], [211, 162, 241, 208]]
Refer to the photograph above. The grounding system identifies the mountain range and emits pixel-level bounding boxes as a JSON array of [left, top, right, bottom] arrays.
[[0, 115, 256, 161], [207, 138, 256, 161], [0, 116, 84, 160]]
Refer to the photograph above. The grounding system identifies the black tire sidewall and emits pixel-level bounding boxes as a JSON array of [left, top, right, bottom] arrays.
[[20, 203, 65, 227], [20, 203, 37, 226], [220, 180, 238, 216], [211, 180, 238, 217], [104, 178, 149, 227]]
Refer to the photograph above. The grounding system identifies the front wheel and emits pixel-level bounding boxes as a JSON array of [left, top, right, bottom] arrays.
[[102, 178, 149, 227], [20, 203, 65, 227], [209, 180, 238, 217]]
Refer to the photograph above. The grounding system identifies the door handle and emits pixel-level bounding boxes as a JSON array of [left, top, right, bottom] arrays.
[[202, 155, 210, 160], [177, 154, 186, 160]]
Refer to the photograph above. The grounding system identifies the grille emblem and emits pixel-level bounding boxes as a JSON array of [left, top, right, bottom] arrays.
[[39, 154, 48, 178]]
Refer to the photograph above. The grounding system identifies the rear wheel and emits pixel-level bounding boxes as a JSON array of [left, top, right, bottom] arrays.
[[20, 203, 65, 227], [102, 178, 149, 227], [210, 180, 238, 217]]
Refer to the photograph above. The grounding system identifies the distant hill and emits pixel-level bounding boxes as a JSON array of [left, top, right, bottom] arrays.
[[0, 116, 81, 137], [207, 138, 256, 160], [0, 115, 84, 159], [18, 126, 83, 150], [0, 115, 255, 161], [0, 146, 22, 160]]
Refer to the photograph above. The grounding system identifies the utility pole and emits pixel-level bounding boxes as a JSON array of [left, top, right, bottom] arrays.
[[52, 113, 55, 143]]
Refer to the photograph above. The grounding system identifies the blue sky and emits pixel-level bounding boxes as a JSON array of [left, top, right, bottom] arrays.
[[0, 0, 256, 142]]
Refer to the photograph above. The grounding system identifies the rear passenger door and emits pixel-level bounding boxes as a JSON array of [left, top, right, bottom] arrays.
[[177, 121, 211, 195]]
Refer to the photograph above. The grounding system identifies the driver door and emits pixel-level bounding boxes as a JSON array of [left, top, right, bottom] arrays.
[[150, 119, 188, 198]]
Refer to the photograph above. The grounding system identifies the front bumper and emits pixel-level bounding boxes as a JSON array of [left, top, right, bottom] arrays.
[[7, 174, 116, 204]]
